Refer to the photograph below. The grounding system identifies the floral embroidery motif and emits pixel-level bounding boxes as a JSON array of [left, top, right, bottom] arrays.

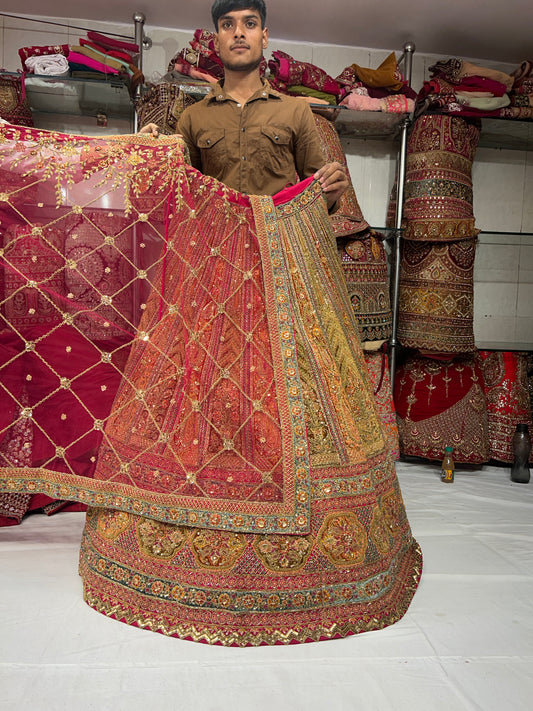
[[318, 512, 368, 567], [254, 533, 313, 572], [95, 508, 132, 540], [136, 517, 187, 559], [189, 529, 247, 570]]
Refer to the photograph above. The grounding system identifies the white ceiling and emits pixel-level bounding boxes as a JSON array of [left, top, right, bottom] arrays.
[[1, 0, 532, 65]]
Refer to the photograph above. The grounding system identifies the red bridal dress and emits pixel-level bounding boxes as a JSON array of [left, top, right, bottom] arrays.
[[0, 124, 421, 645]]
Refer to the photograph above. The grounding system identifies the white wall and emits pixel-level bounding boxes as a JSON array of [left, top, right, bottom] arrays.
[[1, 12, 531, 349]]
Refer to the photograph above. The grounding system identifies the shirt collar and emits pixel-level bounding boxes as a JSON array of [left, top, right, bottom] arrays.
[[207, 78, 282, 103]]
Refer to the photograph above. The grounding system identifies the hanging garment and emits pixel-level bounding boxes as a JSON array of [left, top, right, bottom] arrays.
[[479, 350, 533, 463], [0, 124, 421, 645], [394, 353, 490, 463]]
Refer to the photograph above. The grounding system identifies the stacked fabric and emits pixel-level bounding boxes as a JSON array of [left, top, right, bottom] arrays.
[[19, 43, 70, 76], [267, 50, 415, 113], [337, 52, 416, 113], [168, 29, 225, 83], [416, 57, 533, 119], [68, 31, 143, 91]]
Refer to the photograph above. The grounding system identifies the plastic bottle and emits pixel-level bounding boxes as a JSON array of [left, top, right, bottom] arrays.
[[510, 423, 531, 484], [440, 446, 454, 483]]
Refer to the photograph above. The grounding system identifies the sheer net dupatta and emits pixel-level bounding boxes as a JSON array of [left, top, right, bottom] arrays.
[[0, 125, 183, 513]]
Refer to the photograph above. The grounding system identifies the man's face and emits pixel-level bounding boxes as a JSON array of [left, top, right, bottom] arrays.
[[214, 8, 268, 72]]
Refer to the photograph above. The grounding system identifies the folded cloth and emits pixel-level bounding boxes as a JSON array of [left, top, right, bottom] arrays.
[[340, 93, 383, 111], [268, 50, 340, 97], [86, 30, 139, 54], [429, 58, 514, 92], [173, 60, 218, 83], [25, 54, 70, 76], [71, 45, 132, 75], [346, 52, 405, 91], [19, 44, 69, 69], [79, 38, 135, 65], [455, 93, 510, 110], [67, 51, 120, 75], [340, 92, 414, 113], [453, 75, 508, 96]]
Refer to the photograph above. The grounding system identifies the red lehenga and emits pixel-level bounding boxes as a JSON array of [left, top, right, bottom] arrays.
[[0, 123, 421, 646]]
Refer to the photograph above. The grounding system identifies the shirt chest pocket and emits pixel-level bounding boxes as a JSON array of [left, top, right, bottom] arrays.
[[197, 128, 227, 171], [253, 125, 294, 177]]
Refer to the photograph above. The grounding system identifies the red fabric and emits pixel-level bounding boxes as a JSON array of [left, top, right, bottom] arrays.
[[79, 38, 134, 64], [86, 31, 139, 54], [479, 350, 533, 463], [18, 44, 69, 68], [394, 353, 490, 463], [268, 51, 340, 97]]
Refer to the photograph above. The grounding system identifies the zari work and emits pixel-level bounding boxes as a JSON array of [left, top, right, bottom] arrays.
[[338, 232, 392, 344], [0, 124, 421, 645], [363, 350, 399, 460], [394, 353, 489, 463], [398, 238, 477, 354], [402, 114, 480, 242], [479, 350, 533, 463]]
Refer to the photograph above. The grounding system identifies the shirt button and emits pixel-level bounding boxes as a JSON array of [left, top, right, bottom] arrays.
[[241, 128, 245, 132], [206, 139, 211, 145], [242, 156, 246, 161], [237, 103, 241, 107], [274, 136, 279, 141]]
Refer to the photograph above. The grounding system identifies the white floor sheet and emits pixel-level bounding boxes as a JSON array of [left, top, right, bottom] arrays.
[[1, 460, 532, 711]]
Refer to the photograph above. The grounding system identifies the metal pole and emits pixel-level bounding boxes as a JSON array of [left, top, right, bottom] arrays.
[[132, 12, 145, 133], [389, 41, 415, 391]]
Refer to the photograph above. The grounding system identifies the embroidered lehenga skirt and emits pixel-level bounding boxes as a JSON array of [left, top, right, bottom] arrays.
[[0, 124, 421, 645]]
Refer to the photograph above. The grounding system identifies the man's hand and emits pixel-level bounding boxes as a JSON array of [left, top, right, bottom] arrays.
[[314, 161, 349, 211], [138, 122, 160, 137]]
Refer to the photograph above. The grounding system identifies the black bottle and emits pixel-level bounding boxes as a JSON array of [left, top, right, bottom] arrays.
[[510, 423, 531, 484]]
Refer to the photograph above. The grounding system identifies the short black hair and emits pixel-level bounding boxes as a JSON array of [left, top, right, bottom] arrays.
[[211, 0, 267, 30]]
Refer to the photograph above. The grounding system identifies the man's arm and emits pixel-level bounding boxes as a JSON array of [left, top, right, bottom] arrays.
[[293, 101, 348, 211]]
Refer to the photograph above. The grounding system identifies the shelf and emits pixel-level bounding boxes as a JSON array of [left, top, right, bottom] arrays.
[[420, 110, 533, 152], [479, 117, 533, 151], [1, 72, 134, 120], [476, 342, 533, 352], [311, 105, 410, 139]]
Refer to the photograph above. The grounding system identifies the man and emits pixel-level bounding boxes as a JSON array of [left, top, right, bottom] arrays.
[[142, 0, 348, 209]]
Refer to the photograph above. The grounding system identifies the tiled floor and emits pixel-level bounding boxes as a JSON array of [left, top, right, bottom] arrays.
[[1, 459, 532, 711]]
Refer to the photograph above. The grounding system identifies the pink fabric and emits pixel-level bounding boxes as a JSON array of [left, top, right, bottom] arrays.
[[67, 52, 120, 75], [340, 94, 383, 111]]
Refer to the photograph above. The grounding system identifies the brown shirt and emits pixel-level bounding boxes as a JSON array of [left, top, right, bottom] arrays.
[[177, 79, 326, 196]]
